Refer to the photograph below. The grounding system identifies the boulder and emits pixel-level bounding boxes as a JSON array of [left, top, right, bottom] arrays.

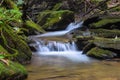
[[92, 37, 120, 50], [37, 10, 74, 30], [90, 29, 120, 38], [0, 61, 27, 80], [0, 25, 32, 64], [0, 45, 27, 80], [87, 47, 116, 59], [81, 37, 120, 59], [84, 16, 120, 29], [25, 20, 45, 35]]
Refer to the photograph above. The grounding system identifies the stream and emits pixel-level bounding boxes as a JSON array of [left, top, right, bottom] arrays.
[[26, 22, 120, 80]]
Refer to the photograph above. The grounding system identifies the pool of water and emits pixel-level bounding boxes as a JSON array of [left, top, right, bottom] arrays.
[[26, 53, 120, 80]]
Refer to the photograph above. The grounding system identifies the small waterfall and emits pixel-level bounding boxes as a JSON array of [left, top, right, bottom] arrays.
[[65, 21, 83, 31], [36, 40, 77, 52], [32, 21, 90, 62], [34, 21, 83, 37]]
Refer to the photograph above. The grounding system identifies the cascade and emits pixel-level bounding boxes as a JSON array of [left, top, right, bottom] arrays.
[[32, 21, 90, 62]]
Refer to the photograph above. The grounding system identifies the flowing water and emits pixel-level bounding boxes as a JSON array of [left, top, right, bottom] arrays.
[[26, 22, 120, 80]]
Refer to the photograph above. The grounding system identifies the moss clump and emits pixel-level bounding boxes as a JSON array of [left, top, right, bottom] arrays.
[[87, 47, 116, 59], [0, 45, 12, 60], [52, 3, 62, 11], [25, 20, 45, 33], [0, 61, 27, 80], [1, 25, 32, 63], [37, 10, 74, 30], [90, 29, 120, 38], [90, 18, 120, 28], [93, 37, 120, 50]]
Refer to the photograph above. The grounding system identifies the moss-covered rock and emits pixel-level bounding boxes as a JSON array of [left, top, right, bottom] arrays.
[[77, 36, 120, 59], [90, 18, 120, 29], [25, 20, 45, 35], [92, 37, 120, 50], [0, 25, 32, 64], [0, 61, 27, 80], [37, 10, 74, 30], [90, 29, 120, 38], [87, 47, 116, 59], [84, 16, 120, 29]]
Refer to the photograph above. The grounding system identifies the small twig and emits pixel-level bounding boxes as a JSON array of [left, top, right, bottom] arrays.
[[27, 15, 33, 21]]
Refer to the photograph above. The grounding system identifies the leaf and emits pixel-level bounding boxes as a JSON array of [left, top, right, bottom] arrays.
[[0, 55, 5, 59]]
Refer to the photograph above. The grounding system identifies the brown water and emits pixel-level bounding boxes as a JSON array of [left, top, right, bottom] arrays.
[[26, 54, 120, 80]]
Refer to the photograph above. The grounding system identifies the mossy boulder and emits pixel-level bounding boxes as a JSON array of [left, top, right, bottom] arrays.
[[87, 47, 116, 59], [90, 18, 120, 29], [37, 10, 74, 30], [90, 29, 120, 38], [0, 26, 32, 64], [84, 16, 120, 29], [93, 37, 120, 50], [0, 61, 27, 80], [25, 20, 45, 35], [80, 37, 120, 59]]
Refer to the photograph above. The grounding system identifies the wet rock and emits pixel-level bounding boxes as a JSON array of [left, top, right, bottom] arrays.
[[87, 47, 116, 59], [81, 37, 120, 59]]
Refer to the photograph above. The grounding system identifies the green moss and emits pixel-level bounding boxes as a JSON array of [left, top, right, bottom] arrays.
[[0, 25, 32, 63], [87, 47, 115, 59], [90, 29, 120, 38], [93, 37, 120, 50], [90, 18, 120, 28], [110, 6, 120, 12], [0, 45, 8, 54], [52, 3, 62, 11], [43, 10, 65, 28], [0, 45, 12, 59], [37, 10, 74, 30], [0, 61, 27, 80], [26, 20, 45, 33]]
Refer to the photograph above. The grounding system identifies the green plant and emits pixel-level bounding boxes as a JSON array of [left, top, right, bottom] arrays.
[[0, 8, 22, 24]]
